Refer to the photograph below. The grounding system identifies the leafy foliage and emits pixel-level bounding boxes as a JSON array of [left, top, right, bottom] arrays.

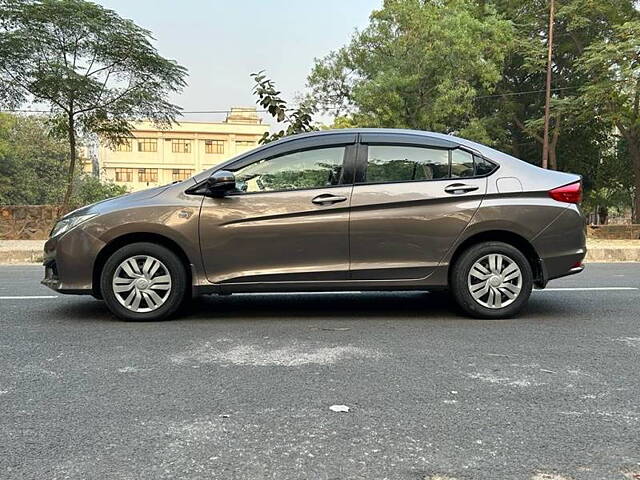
[[0, 0, 187, 207], [307, 0, 514, 137], [0, 113, 127, 206], [251, 71, 317, 144], [574, 20, 640, 221]]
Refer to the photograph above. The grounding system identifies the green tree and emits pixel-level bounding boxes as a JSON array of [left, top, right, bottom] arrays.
[[0, 0, 187, 208], [307, 0, 514, 139], [251, 71, 317, 144], [0, 113, 68, 204], [0, 112, 127, 206], [575, 20, 640, 222], [71, 173, 127, 206], [306, 0, 639, 221], [485, 0, 638, 170]]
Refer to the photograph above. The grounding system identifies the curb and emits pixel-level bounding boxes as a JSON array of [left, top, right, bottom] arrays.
[[0, 250, 43, 264], [585, 247, 640, 263], [0, 247, 639, 265]]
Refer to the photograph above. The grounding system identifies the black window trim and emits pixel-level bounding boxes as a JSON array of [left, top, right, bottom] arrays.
[[354, 141, 499, 187]]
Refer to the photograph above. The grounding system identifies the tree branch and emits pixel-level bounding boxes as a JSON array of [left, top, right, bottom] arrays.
[[513, 115, 543, 144]]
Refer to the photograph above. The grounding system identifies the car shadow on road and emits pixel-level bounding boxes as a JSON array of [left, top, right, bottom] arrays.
[[47, 290, 584, 323], [181, 291, 459, 322], [179, 290, 583, 322]]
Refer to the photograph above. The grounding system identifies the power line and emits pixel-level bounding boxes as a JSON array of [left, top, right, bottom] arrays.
[[474, 86, 577, 100], [0, 86, 580, 114], [0, 108, 269, 114]]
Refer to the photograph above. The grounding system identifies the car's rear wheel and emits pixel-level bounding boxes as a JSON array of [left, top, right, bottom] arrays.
[[100, 242, 187, 321], [450, 241, 533, 319]]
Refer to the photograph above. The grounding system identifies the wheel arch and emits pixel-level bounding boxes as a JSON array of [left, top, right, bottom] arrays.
[[92, 232, 193, 298], [448, 230, 544, 287]]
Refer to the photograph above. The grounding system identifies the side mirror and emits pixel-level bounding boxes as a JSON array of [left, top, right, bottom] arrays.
[[206, 170, 236, 197]]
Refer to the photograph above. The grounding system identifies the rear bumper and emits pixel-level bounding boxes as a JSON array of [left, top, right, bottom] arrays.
[[532, 205, 586, 288], [537, 254, 585, 288]]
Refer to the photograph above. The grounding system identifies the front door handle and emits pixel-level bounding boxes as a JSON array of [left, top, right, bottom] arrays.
[[312, 193, 348, 205], [444, 183, 479, 195]]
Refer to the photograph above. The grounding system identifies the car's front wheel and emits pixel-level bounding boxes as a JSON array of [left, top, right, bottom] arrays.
[[100, 242, 188, 321], [450, 241, 533, 319]]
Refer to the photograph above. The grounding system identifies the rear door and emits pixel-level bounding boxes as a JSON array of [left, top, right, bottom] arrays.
[[349, 133, 488, 280], [198, 134, 357, 284]]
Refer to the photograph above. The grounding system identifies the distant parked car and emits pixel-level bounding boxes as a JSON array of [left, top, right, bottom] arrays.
[[43, 129, 586, 320]]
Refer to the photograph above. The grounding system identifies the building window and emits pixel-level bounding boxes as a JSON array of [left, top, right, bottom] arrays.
[[115, 140, 132, 152], [114, 168, 134, 182], [236, 140, 256, 148], [138, 168, 158, 183], [138, 138, 157, 152], [172, 139, 191, 153], [172, 169, 194, 182], [205, 140, 224, 154]]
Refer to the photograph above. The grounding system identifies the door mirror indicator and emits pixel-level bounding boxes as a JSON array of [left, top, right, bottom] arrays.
[[206, 170, 236, 197]]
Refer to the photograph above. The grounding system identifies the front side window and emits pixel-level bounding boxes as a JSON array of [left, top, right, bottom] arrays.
[[365, 145, 449, 183], [233, 146, 345, 193], [138, 138, 157, 152]]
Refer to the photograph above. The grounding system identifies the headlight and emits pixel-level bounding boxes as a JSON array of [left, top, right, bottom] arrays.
[[50, 214, 97, 238]]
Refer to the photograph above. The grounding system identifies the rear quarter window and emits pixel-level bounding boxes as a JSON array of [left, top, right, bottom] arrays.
[[474, 155, 498, 176]]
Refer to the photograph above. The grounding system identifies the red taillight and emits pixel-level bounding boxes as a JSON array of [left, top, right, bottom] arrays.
[[549, 181, 582, 204]]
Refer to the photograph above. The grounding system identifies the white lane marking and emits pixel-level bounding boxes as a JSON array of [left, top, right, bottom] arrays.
[[0, 295, 58, 299], [537, 287, 638, 292]]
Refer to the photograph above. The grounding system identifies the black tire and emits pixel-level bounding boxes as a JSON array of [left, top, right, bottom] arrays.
[[450, 241, 533, 319], [100, 242, 188, 321]]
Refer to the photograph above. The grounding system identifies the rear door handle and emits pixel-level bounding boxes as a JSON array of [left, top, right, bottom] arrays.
[[444, 183, 479, 194], [312, 193, 348, 205]]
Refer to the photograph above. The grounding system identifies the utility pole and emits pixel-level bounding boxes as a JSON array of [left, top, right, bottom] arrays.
[[541, 0, 555, 169]]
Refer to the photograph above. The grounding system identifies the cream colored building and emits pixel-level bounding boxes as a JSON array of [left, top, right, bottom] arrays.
[[97, 107, 269, 191]]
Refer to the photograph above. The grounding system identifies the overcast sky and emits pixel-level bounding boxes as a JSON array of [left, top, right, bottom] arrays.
[[95, 0, 381, 125]]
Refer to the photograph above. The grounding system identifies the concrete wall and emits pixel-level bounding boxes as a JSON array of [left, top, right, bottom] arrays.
[[0, 205, 63, 240], [587, 225, 640, 240]]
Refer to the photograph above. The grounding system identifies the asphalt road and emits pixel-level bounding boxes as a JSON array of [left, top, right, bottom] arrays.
[[0, 264, 639, 480]]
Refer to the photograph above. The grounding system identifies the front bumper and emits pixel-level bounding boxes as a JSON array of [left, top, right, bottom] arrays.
[[41, 228, 105, 295]]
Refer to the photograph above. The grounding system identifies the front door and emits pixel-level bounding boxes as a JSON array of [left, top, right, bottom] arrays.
[[349, 140, 488, 280], [199, 143, 355, 284]]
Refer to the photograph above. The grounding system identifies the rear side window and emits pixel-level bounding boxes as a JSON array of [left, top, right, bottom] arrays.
[[365, 145, 449, 183], [362, 145, 497, 184], [451, 149, 475, 178]]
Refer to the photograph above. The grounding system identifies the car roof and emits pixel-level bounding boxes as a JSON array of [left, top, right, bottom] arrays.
[[192, 128, 547, 183], [255, 128, 499, 158]]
